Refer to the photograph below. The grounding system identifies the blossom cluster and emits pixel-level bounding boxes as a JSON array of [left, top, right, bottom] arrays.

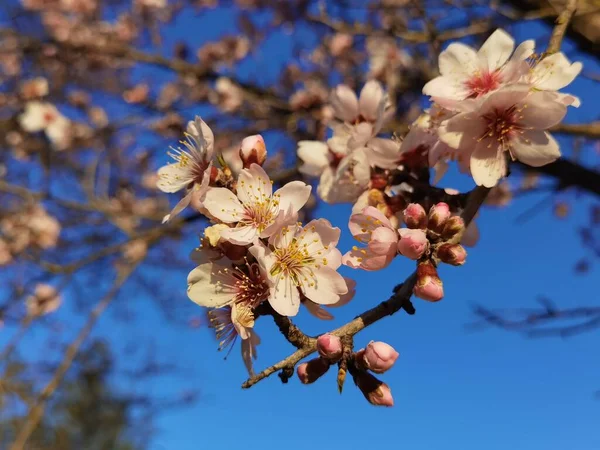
[[0, 205, 61, 266], [157, 117, 354, 374]]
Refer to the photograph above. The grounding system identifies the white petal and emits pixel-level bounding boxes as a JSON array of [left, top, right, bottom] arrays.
[[511, 40, 535, 61], [186, 262, 235, 308], [422, 75, 470, 101], [237, 163, 272, 205], [470, 142, 506, 187], [220, 225, 258, 245], [438, 42, 478, 77], [157, 163, 192, 193], [162, 190, 192, 223], [269, 276, 301, 316], [532, 53, 582, 91], [366, 138, 401, 169], [477, 29, 515, 71], [202, 187, 245, 223], [275, 181, 312, 215], [520, 91, 567, 129], [301, 266, 348, 306], [297, 141, 330, 176], [187, 116, 215, 159], [512, 130, 560, 167], [359, 80, 384, 122], [330, 85, 359, 122]]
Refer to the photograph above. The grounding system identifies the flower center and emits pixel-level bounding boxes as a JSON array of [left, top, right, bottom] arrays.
[[242, 191, 280, 233], [479, 105, 523, 147], [465, 70, 502, 98], [231, 264, 269, 307]]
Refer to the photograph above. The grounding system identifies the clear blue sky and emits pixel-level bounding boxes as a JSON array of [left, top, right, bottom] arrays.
[[3, 4, 600, 450]]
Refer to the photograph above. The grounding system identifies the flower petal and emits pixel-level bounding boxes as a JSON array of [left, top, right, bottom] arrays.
[[275, 181, 312, 215], [303, 300, 334, 320], [187, 262, 235, 308], [297, 141, 331, 176], [268, 276, 301, 316], [519, 91, 567, 129], [237, 163, 272, 205], [512, 130, 561, 167], [162, 190, 192, 223], [359, 80, 384, 122], [477, 29, 515, 71], [422, 75, 470, 101], [470, 142, 506, 187], [331, 85, 359, 122], [532, 52, 582, 91], [202, 187, 245, 223], [157, 163, 192, 193], [301, 266, 348, 305], [438, 42, 478, 76], [220, 225, 258, 245], [368, 227, 398, 255]]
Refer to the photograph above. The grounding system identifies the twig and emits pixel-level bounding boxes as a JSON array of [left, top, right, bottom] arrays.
[[546, 0, 578, 54], [8, 263, 137, 450]]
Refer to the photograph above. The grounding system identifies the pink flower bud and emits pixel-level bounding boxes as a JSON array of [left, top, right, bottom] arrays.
[[240, 134, 267, 168], [441, 216, 465, 240], [296, 357, 330, 384], [317, 334, 343, 361], [414, 260, 444, 302], [397, 228, 428, 260], [403, 203, 427, 229], [352, 371, 394, 407], [437, 243, 467, 266], [428, 202, 451, 233], [361, 341, 399, 374]]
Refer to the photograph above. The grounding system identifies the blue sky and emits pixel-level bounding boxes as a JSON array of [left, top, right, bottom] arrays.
[[2, 3, 599, 450]]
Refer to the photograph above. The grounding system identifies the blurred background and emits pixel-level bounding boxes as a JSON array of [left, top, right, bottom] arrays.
[[0, 0, 599, 449]]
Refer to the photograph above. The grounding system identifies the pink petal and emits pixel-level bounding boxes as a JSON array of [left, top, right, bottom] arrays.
[[368, 227, 398, 255], [162, 190, 193, 223], [422, 75, 470, 101], [269, 276, 301, 317], [519, 91, 567, 129], [220, 225, 258, 245], [157, 163, 192, 193], [532, 52, 582, 91], [303, 300, 334, 320]]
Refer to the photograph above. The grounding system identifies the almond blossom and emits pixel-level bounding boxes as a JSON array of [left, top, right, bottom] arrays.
[[203, 163, 311, 245], [207, 303, 261, 376], [157, 116, 214, 222], [26, 284, 62, 317], [250, 219, 347, 316], [438, 86, 566, 187], [19, 101, 71, 150], [343, 206, 399, 271], [423, 29, 533, 103], [523, 52, 582, 107]]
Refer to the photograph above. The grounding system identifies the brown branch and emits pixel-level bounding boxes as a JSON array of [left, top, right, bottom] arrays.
[[242, 185, 490, 389], [546, 0, 579, 54]]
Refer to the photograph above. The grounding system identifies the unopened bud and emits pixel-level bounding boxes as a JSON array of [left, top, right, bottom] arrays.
[[352, 371, 394, 407], [403, 203, 427, 229], [441, 215, 465, 240], [317, 334, 343, 361], [428, 202, 451, 233], [240, 134, 267, 169], [437, 243, 467, 266], [359, 341, 399, 374], [397, 228, 428, 260], [414, 260, 444, 302], [296, 357, 330, 384]]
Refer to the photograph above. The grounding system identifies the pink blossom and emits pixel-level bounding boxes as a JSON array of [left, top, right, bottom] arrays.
[[343, 206, 398, 271], [437, 243, 467, 266], [352, 371, 394, 407], [297, 357, 330, 384], [438, 86, 566, 187], [250, 219, 347, 317], [414, 261, 444, 302], [203, 163, 311, 245], [423, 29, 533, 102], [207, 304, 260, 376], [403, 203, 427, 229], [239, 134, 267, 168], [525, 52, 582, 105], [317, 334, 343, 361], [428, 202, 451, 232], [397, 228, 428, 260], [157, 116, 215, 222], [27, 284, 62, 317], [360, 341, 399, 374]]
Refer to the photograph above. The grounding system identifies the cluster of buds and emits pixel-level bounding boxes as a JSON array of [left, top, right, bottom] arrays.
[[402, 202, 467, 302], [297, 336, 399, 407]]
